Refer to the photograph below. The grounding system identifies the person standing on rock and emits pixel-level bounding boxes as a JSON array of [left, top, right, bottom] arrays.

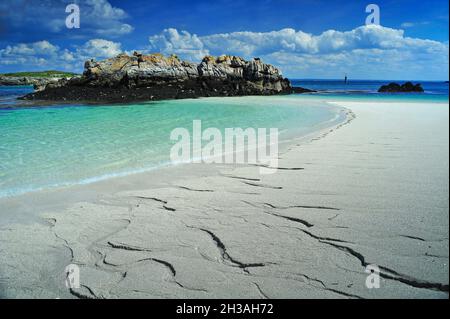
[[134, 51, 144, 68]]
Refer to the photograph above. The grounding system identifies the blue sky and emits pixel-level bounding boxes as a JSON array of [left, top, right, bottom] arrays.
[[0, 0, 448, 80]]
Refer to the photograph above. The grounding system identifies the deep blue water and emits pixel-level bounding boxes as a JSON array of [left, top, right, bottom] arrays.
[[1, 81, 449, 106], [291, 79, 449, 102], [0, 85, 34, 106]]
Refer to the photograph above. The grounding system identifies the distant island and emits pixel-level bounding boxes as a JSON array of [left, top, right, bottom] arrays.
[[378, 82, 424, 93], [19, 53, 314, 103], [0, 71, 78, 78], [0, 71, 78, 90]]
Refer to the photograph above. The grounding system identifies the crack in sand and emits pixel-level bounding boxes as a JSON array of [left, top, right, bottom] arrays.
[[137, 258, 176, 276], [135, 196, 168, 204], [136, 257, 208, 293], [221, 174, 261, 182], [177, 186, 214, 192], [242, 182, 283, 190], [378, 265, 449, 293], [253, 282, 269, 299], [44, 217, 75, 260], [399, 235, 426, 242], [70, 285, 98, 299], [189, 226, 266, 273], [107, 241, 152, 252], [294, 227, 351, 244], [162, 205, 176, 212], [322, 241, 449, 293], [248, 164, 304, 171], [264, 211, 314, 228], [264, 202, 340, 211]]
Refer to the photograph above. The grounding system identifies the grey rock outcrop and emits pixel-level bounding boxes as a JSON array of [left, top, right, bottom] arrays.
[[22, 53, 293, 102]]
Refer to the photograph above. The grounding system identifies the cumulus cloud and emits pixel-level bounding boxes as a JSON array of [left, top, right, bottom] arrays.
[[1, 24, 448, 80], [0, 41, 63, 68], [0, 41, 59, 56], [147, 25, 449, 80], [77, 0, 134, 36], [0, 0, 133, 38], [0, 39, 122, 72], [148, 28, 209, 61], [76, 39, 122, 59], [153, 25, 447, 57]]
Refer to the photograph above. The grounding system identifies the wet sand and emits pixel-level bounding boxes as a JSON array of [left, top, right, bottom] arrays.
[[0, 100, 448, 299]]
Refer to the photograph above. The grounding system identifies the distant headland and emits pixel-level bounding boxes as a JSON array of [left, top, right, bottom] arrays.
[[0, 71, 78, 89]]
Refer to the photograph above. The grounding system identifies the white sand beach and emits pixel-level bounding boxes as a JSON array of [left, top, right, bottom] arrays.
[[0, 100, 448, 299]]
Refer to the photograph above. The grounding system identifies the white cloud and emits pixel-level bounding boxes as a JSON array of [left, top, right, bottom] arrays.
[[198, 25, 444, 55], [0, 39, 122, 72], [87, 0, 128, 20], [0, 0, 134, 38], [148, 28, 209, 61], [147, 25, 449, 80], [0, 41, 62, 68], [1, 25, 448, 80], [97, 24, 134, 36], [76, 39, 122, 59], [82, 0, 134, 36], [2, 41, 59, 56]]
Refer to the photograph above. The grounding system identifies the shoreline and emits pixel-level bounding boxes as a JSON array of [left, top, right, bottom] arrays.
[[1, 82, 447, 110], [0, 99, 448, 299], [0, 97, 348, 201], [0, 99, 350, 226]]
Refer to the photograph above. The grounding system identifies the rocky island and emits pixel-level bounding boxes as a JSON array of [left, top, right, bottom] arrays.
[[378, 82, 424, 93], [21, 53, 306, 103]]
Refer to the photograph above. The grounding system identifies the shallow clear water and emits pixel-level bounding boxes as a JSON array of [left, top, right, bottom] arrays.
[[0, 87, 341, 197], [1, 80, 447, 198]]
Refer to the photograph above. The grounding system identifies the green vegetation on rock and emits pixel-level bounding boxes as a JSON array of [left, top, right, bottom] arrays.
[[0, 70, 78, 78]]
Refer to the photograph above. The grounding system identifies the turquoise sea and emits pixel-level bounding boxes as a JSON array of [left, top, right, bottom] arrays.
[[0, 81, 448, 198], [0, 87, 343, 198]]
